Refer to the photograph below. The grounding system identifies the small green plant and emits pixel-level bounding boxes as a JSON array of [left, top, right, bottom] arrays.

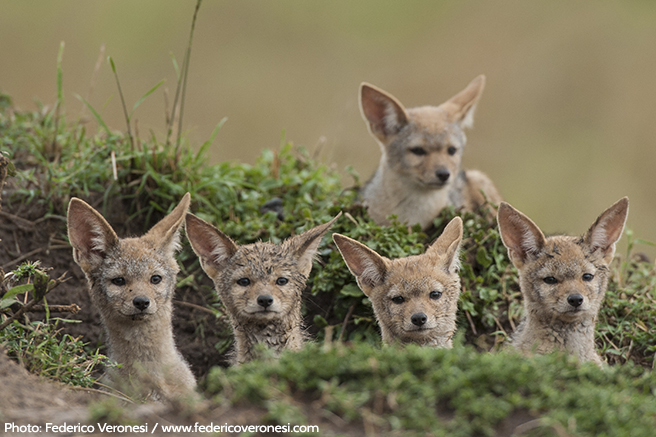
[[0, 261, 110, 387]]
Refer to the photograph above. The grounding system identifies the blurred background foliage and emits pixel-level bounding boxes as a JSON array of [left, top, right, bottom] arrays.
[[2, 0, 656, 257]]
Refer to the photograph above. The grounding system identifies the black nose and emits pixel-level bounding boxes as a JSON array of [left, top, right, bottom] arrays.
[[133, 296, 150, 311], [436, 169, 450, 182], [257, 295, 274, 308], [411, 312, 427, 326], [567, 294, 584, 308]]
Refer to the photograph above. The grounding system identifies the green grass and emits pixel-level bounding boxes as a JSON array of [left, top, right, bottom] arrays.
[[205, 342, 656, 436]]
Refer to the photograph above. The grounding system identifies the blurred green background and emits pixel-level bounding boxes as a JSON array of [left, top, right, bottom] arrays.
[[2, 0, 655, 256]]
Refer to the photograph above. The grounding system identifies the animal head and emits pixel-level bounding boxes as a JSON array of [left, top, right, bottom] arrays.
[[67, 193, 190, 323], [333, 217, 463, 346], [185, 213, 341, 326], [360, 76, 485, 190], [497, 198, 628, 323]]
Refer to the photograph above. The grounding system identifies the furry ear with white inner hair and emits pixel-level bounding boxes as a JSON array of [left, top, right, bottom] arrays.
[[67, 198, 120, 273], [288, 212, 342, 277], [360, 83, 409, 142], [497, 202, 546, 268], [442, 75, 486, 129], [426, 216, 464, 273], [143, 192, 191, 256], [184, 213, 239, 279], [332, 233, 387, 296], [583, 197, 629, 263]]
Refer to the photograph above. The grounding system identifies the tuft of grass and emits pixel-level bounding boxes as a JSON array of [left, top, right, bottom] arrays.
[[0, 320, 111, 387]]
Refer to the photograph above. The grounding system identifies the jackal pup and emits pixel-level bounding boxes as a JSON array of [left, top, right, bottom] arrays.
[[497, 198, 629, 366], [333, 217, 463, 347], [67, 193, 196, 400], [359, 76, 502, 229], [185, 213, 341, 364]]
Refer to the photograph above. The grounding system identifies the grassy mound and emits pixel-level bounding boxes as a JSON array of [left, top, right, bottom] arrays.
[[1, 96, 655, 434]]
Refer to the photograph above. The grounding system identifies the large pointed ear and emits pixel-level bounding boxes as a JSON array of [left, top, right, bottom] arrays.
[[497, 202, 546, 268], [143, 192, 190, 256], [332, 233, 387, 296], [67, 198, 120, 273], [582, 197, 629, 263], [442, 75, 485, 129], [288, 212, 342, 277], [184, 213, 238, 278], [359, 83, 409, 142], [426, 217, 463, 273]]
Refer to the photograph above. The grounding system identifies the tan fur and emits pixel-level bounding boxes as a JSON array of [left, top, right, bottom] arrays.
[[333, 217, 463, 347], [359, 76, 502, 229], [497, 198, 629, 366], [67, 194, 196, 400], [185, 213, 341, 364]]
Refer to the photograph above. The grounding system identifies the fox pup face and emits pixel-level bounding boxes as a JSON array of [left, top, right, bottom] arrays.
[[185, 213, 341, 326], [91, 239, 178, 321], [497, 198, 629, 324], [360, 76, 485, 190], [67, 193, 190, 323], [334, 217, 463, 347]]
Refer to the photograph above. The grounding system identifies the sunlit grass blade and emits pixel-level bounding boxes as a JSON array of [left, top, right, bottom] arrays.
[[197, 116, 227, 157], [74, 94, 111, 135], [130, 79, 165, 120], [170, 52, 181, 80]]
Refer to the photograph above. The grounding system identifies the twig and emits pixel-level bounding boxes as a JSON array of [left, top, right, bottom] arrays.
[[1, 248, 43, 270], [70, 385, 134, 404], [465, 309, 477, 335], [493, 316, 507, 336], [0, 210, 35, 230], [1, 245, 70, 271], [28, 303, 81, 314], [173, 299, 215, 316], [337, 303, 356, 343]]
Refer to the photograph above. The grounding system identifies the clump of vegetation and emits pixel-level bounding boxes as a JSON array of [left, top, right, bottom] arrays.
[[0, 260, 110, 387], [205, 341, 656, 436]]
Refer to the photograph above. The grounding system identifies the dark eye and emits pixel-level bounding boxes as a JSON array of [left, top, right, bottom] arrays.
[[150, 275, 162, 284], [409, 147, 427, 156], [237, 278, 251, 286], [391, 296, 405, 304], [543, 276, 558, 285], [429, 291, 442, 300], [582, 273, 594, 282], [447, 146, 457, 155], [276, 277, 288, 286], [111, 277, 126, 286]]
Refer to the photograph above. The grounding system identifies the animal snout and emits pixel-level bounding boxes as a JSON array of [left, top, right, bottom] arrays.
[[411, 312, 428, 326], [567, 294, 584, 308], [435, 168, 450, 183], [257, 294, 274, 308], [133, 296, 150, 311]]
